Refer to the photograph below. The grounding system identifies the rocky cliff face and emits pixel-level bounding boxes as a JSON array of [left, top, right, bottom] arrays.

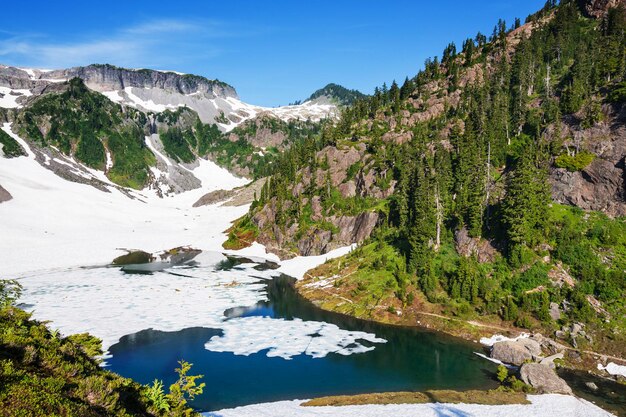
[[49, 65, 237, 98], [550, 103, 626, 217], [249, 143, 392, 259], [579, 0, 626, 17], [253, 197, 379, 259], [0, 64, 236, 99]]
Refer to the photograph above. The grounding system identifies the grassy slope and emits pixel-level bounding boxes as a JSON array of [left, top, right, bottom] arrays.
[[299, 204, 626, 360]]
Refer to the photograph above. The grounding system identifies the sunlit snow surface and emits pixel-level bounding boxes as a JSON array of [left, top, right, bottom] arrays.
[[202, 395, 615, 417], [18, 252, 386, 360]]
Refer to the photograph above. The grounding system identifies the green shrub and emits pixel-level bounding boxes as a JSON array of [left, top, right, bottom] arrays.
[[0, 129, 27, 158], [554, 151, 595, 172]]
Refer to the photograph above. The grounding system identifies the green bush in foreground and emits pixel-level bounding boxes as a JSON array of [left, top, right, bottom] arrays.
[[0, 279, 204, 417]]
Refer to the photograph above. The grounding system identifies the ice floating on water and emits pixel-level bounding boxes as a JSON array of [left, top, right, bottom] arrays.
[[18, 251, 386, 362], [205, 316, 386, 360], [17, 253, 270, 351]]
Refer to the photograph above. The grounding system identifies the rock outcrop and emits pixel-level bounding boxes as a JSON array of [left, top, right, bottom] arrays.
[[578, 0, 626, 18], [0, 64, 237, 99], [520, 363, 573, 394], [490, 338, 543, 366], [454, 227, 498, 263], [550, 104, 626, 218], [193, 178, 264, 208], [254, 198, 379, 259], [0, 184, 12, 203]]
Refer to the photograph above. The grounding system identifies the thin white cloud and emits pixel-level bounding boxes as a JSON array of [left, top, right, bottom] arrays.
[[123, 19, 204, 35], [0, 18, 229, 70]]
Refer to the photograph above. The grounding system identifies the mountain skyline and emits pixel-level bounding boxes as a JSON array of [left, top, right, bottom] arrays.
[[1, 0, 546, 106]]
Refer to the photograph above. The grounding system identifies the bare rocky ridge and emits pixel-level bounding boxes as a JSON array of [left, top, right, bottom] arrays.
[[0, 64, 236, 99]]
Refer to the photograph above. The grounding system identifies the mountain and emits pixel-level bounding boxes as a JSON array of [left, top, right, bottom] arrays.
[[0, 64, 338, 193], [0, 64, 337, 130], [304, 83, 366, 106], [231, 0, 626, 362]]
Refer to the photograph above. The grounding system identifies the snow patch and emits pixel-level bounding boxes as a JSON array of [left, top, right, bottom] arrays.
[[124, 87, 180, 113], [276, 244, 356, 280], [0, 86, 33, 108], [202, 394, 615, 417], [597, 362, 626, 378], [480, 333, 530, 347], [101, 90, 123, 103]]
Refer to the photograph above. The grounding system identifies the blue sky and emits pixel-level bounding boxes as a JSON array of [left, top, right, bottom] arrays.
[[1, 1, 546, 106]]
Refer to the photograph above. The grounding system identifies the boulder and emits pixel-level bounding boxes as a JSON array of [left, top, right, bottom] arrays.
[[490, 338, 542, 366], [520, 363, 573, 395], [540, 352, 565, 369], [549, 302, 561, 321], [0, 184, 12, 203]]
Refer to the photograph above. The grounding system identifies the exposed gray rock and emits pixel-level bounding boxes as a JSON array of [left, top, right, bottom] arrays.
[[46, 64, 237, 99], [585, 381, 599, 391], [551, 158, 625, 217], [193, 178, 263, 208], [254, 196, 379, 259], [0, 184, 12, 203], [490, 338, 542, 366], [529, 333, 568, 354], [454, 226, 499, 263], [578, 0, 626, 18], [550, 104, 626, 218], [540, 352, 564, 369], [549, 302, 562, 321], [520, 363, 573, 395]]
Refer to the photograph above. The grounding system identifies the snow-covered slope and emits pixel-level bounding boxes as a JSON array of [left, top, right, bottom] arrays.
[[0, 122, 249, 276], [0, 64, 338, 130]]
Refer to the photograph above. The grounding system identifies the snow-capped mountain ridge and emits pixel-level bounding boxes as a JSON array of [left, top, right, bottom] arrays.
[[0, 64, 338, 130]]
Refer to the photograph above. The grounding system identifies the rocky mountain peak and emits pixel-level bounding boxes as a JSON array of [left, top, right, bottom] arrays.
[[47, 64, 238, 99]]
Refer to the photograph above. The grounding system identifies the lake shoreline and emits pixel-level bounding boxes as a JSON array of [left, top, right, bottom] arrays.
[[292, 272, 626, 416]]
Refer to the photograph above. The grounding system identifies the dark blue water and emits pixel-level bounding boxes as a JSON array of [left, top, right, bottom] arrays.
[[108, 272, 499, 411]]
